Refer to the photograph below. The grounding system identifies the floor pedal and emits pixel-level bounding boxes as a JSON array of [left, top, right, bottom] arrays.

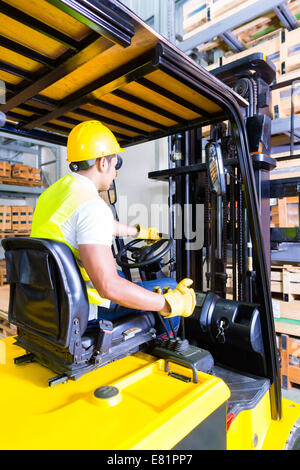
[[14, 353, 34, 365], [48, 374, 69, 387]]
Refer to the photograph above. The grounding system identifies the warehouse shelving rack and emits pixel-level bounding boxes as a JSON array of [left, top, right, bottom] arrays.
[[0, 130, 60, 247]]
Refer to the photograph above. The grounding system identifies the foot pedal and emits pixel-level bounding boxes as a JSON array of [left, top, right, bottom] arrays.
[[48, 374, 68, 387], [14, 353, 34, 365]]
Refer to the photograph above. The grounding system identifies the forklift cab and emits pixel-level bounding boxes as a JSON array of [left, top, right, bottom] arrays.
[[0, 0, 300, 451]]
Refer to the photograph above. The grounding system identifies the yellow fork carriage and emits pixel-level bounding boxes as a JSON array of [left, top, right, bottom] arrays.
[[0, 0, 299, 451]]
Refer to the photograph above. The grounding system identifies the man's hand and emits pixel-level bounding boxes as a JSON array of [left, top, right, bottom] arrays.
[[135, 224, 161, 245], [160, 279, 196, 319]]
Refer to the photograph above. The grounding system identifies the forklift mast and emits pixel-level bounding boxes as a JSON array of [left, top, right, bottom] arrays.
[[153, 53, 282, 420]]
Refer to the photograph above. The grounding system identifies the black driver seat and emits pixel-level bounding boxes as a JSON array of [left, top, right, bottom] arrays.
[[2, 237, 156, 383]]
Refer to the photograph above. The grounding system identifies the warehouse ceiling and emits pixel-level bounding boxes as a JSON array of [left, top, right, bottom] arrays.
[[0, 0, 245, 147]]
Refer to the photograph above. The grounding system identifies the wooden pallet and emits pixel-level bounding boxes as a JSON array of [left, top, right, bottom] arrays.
[[0, 230, 31, 238], [272, 296, 300, 337], [278, 334, 300, 389], [227, 264, 300, 335], [270, 196, 300, 228], [206, 27, 300, 77], [0, 267, 7, 286], [0, 176, 43, 187], [271, 265, 300, 302], [201, 1, 300, 67], [183, 0, 270, 39], [0, 286, 13, 339], [272, 71, 300, 120], [29, 167, 41, 182], [12, 164, 42, 182], [183, 0, 245, 34], [205, 23, 300, 120], [0, 285, 10, 313], [0, 160, 43, 186], [270, 155, 300, 181], [0, 310, 16, 338]]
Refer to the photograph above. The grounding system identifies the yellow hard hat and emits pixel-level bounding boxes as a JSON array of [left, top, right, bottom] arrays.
[[67, 120, 124, 162]]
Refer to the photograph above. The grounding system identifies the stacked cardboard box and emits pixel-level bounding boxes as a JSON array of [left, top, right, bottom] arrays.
[[29, 167, 41, 182], [11, 206, 34, 232], [270, 196, 299, 228], [0, 259, 7, 287], [278, 334, 300, 389], [0, 162, 11, 179], [0, 162, 42, 183], [0, 205, 33, 233], [0, 206, 12, 231]]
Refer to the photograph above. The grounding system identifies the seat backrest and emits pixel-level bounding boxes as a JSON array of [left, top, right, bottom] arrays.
[[2, 238, 89, 348]]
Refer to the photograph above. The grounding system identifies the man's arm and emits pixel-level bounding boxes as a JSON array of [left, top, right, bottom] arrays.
[[79, 243, 170, 313], [113, 221, 161, 242], [113, 220, 138, 238]]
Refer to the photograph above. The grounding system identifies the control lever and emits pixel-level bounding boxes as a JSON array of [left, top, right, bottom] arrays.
[[163, 286, 177, 340], [153, 286, 171, 339], [151, 289, 215, 383], [94, 319, 113, 355]]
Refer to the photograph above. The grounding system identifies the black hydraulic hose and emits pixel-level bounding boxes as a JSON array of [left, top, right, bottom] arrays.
[[237, 171, 243, 301], [210, 192, 217, 293], [242, 191, 249, 303], [222, 191, 228, 296], [249, 77, 258, 116], [204, 172, 210, 289], [230, 171, 237, 300], [168, 135, 176, 280], [185, 131, 191, 279]]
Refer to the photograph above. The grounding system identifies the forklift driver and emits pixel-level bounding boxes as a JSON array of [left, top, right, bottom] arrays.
[[30, 120, 196, 334]]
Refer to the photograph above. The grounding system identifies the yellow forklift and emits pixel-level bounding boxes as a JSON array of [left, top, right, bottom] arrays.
[[0, 0, 299, 451]]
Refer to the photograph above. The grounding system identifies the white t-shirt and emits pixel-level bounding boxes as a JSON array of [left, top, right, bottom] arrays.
[[61, 173, 114, 320]]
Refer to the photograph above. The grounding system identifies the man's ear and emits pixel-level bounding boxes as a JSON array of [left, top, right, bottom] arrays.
[[96, 157, 107, 173]]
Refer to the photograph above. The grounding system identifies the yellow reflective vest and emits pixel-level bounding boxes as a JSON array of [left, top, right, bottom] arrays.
[[31, 174, 107, 306]]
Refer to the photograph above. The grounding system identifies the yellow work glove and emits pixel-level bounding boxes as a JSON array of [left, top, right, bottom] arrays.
[[135, 224, 161, 245], [161, 279, 196, 319]]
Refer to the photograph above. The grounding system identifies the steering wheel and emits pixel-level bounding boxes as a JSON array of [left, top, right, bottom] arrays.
[[116, 237, 173, 269]]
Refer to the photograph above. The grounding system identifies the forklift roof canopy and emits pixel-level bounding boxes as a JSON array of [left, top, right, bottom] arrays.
[[0, 0, 247, 147]]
